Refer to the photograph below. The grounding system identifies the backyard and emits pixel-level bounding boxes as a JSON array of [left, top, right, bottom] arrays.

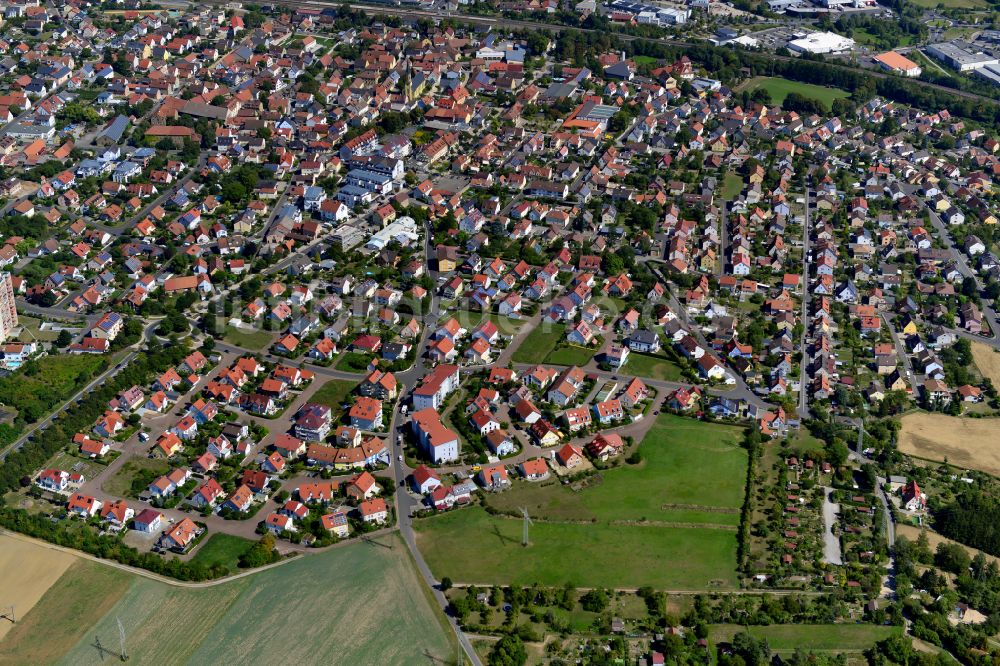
[[624, 352, 685, 381]]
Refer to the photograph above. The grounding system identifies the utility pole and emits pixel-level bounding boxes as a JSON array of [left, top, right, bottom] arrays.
[[117, 617, 128, 662], [520, 507, 532, 547]]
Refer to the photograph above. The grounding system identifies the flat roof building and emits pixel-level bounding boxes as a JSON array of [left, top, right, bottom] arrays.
[[787, 31, 855, 54], [925, 41, 998, 72]]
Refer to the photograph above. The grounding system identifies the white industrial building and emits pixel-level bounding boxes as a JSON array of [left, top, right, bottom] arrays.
[[925, 41, 998, 72], [787, 31, 856, 54]]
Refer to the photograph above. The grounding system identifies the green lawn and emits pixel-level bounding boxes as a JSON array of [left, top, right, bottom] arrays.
[[511, 325, 564, 364], [624, 352, 684, 381], [489, 414, 748, 525], [416, 414, 748, 589], [545, 344, 596, 366], [720, 172, 744, 199], [335, 351, 372, 372], [15, 315, 60, 342], [55, 534, 457, 664], [188, 533, 255, 573], [224, 326, 275, 351], [0, 353, 108, 425], [708, 624, 902, 652], [101, 458, 170, 498], [441, 311, 524, 337], [908, 0, 985, 8], [414, 507, 739, 589], [309, 378, 357, 409], [745, 77, 849, 112]]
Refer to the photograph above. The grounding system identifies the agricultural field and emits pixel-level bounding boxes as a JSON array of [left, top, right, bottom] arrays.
[[708, 624, 901, 653], [972, 342, 1000, 387], [415, 414, 747, 589], [743, 77, 849, 111], [53, 534, 456, 664], [0, 534, 76, 641], [897, 412, 1000, 477], [0, 551, 132, 665], [414, 507, 739, 589], [224, 326, 275, 351], [308, 378, 357, 410], [545, 344, 596, 366], [511, 325, 564, 364]]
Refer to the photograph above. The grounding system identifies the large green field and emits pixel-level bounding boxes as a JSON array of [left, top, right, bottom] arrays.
[[708, 624, 902, 652], [415, 414, 748, 589], [42, 534, 456, 664], [489, 414, 747, 525], [511, 325, 564, 364], [414, 507, 739, 589], [744, 77, 849, 112]]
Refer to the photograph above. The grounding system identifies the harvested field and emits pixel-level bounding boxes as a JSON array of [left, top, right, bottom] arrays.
[[972, 342, 1000, 387], [897, 412, 1000, 477], [0, 547, 131, 665], [0, 533, 76, 640]]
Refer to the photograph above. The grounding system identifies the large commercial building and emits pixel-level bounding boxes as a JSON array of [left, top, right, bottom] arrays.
[[0, 272, 17, 342], [787, 31, 855, 55], [925, 41, 998, 72]]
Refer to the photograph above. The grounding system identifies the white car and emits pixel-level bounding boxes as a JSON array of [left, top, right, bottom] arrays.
[[398, 455, 403, 462]]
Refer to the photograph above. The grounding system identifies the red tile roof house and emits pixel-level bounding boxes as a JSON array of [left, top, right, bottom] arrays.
[[100, 499, 134, 532], [358, 497, 388, 524], [348, 396, 384, 431], [345, 471, 380, 500], [519, 458, 550, 481], [556, 443, 585, 469], [264, 512, 295, 535], [158, 517, 202, 551], [411, 465, 442, 494], [321, 511, 350, 538], [67, 492, 102, 518]]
